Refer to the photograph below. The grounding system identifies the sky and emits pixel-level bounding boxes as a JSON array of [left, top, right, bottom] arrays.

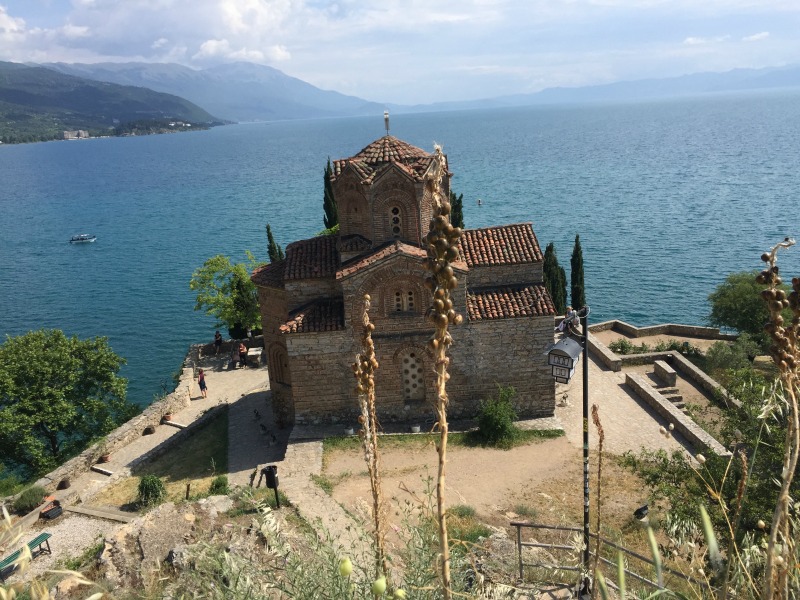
[[1, 1, 799, 105]]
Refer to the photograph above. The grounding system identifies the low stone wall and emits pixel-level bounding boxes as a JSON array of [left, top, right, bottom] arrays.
[[586, 325, 738, 411], [33, 367, 195, 492], [654, 360, 677, 387], [626, 373, 730, 457], [666, 352, 739, 409], [588, 332, 621, 372], [589, 320, 737, 341]]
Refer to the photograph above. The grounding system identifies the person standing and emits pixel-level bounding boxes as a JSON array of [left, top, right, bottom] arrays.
[[197, 368, 208, 398], [239, 341, 248, 369], [214, 330, 222, 355]]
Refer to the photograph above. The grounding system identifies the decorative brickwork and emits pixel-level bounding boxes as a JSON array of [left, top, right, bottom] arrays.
[[253, 134, 557, 427]]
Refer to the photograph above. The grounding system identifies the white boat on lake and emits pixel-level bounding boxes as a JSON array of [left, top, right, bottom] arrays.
[[69, 234, 96, 243]]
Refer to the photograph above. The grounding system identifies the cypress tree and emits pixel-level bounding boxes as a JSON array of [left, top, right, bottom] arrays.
[[543, 242, 567, 314], [570, 234, 586, 309], [266, 224, 284, 263], [323, 157, 338, 229], [449, 190, 464, 229]]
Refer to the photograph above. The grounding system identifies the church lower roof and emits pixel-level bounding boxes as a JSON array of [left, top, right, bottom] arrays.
[[284, 235, 340, 280], [280, 299, 346, 334], [467, 284, 555, 320], [251, 259, 286, 288], [459, 223, 543, 267]]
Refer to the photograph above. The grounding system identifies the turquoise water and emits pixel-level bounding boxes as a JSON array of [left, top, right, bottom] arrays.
[[1, 91, 799, 407]]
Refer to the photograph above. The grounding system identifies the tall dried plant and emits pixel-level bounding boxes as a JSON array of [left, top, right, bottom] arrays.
[[756, 237, 799, 600], [590, 403, 605, 599], [351, 293, 389, 582], [423, 145, 464, 598]]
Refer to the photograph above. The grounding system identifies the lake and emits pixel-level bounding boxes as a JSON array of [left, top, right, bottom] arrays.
[[1, 90, 798, 407]]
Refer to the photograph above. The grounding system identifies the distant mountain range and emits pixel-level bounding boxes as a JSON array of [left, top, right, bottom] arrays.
[[3, 60, 800, 142], [0, 61, 221, 143], [43, 61, 800, 124], [45, 61, 384, 123]]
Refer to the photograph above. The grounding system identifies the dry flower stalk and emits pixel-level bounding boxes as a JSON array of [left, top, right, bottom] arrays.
[[756, 237, 799, 600], [590, 403, 605, 599], [423, 144, 463, 599], [351, 293, 389, 581]]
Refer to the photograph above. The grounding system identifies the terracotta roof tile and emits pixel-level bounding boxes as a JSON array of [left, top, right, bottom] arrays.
[[284, 235, 339, 280], [467, 284, 555, 320], [280, 299, 345, 334], [339, 234, 372, 253], [337, 241, 430, 280], [332, 135, 435, 184], [251, 260, 285, 288], [459, 223, 543, 267]]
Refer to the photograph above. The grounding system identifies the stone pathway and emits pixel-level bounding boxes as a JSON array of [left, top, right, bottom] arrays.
[[554, 354, 693, 456]]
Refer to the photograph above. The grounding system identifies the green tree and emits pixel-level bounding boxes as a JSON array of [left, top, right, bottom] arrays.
[[266, 224, 285, 262], [708, 271, 774, 347], [543, 242, 568, 314], [570, 234, 586, 309], [323, 157, 338, 230], [190, 252, 264, 336], [0, 329, 136, 477], [449, 190, 464, 229]]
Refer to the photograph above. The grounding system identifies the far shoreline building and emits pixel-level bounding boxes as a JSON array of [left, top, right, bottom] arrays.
[[252, 134, 556, 427]]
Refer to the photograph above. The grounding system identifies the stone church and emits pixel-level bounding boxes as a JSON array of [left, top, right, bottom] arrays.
[[252, 134, 556, 427]]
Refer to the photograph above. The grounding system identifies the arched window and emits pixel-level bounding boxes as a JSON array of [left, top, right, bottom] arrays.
[[390, 206, 402, 238], [394, 289, 416, 312], [402, 352, 425, 402]]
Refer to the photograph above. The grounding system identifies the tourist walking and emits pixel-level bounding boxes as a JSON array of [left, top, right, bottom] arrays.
[[214, 330, 222, 355], [197, 368, 208, 399]]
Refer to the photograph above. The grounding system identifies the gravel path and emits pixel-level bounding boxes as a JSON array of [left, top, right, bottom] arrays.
[[16, 516, 118, 581]]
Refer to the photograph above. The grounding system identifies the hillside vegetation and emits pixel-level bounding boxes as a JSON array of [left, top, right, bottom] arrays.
[[0, 61, 223, 143]]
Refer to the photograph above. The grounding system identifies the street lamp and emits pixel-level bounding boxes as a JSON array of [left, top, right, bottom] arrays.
[[546, 306, 591, 599]]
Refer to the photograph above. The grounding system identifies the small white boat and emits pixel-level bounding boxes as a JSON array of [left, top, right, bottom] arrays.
[[69, 234, 96, 243]]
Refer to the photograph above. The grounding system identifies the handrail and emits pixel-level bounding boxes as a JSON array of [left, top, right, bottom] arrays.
[[511, 521, 709, 592]]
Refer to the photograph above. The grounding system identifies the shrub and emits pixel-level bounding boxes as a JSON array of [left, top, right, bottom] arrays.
[[209, 475, 229, 495], [137, 475, 166, 508], [448, 504, 476, 519], [608, 338, 634, 354], [476, 386, 518, 447], [12, 485, 47, 513]]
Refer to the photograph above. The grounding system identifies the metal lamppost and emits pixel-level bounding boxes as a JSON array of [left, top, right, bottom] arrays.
[[547, 306, 591, 599]]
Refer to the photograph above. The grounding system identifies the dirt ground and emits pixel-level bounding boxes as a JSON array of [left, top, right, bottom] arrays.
[[324, 436, 652, 546]]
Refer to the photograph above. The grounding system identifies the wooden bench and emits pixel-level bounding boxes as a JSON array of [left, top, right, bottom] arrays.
[[0, 532, 53, 582]]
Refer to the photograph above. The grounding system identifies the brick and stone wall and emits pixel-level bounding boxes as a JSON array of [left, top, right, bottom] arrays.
[[284, 278, 339, 310]]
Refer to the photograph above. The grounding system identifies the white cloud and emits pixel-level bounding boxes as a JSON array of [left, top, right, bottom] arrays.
[[743, 31, 770, 42], [0, 6, 25, 33], [683, 35, 730, 45], [192, 38, 266, 63], [62, 24, 90, 39], [151, 37, 168, 49]]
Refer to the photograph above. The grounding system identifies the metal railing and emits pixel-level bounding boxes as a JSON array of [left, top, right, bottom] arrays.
[[511, 521, 708, 593]]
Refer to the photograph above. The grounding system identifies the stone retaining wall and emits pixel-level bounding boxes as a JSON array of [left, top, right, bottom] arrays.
[[626, 373, 730, 457], [589, 320, 737, 341], [32, 367, 195, 492]]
